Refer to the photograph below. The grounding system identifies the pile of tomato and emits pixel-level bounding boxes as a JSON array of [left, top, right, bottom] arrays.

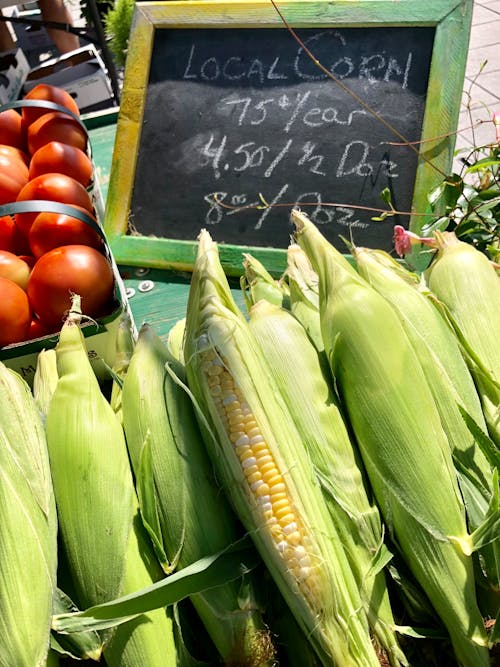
[[0, 84, 116, 348]]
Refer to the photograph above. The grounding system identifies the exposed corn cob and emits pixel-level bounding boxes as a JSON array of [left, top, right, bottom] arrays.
[[247, 298, 407, 667], [351, 245, 499, 600], [121, 322, 275, 666], [44, 295, 178, 667], [292, 209, 490, 667], [424, 231, 500, 447], [0, 361, 57, 667], [183, 229, 382, 667]]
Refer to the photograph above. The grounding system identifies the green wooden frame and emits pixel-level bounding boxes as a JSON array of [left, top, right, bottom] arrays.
[[104, 0, 473, 276]]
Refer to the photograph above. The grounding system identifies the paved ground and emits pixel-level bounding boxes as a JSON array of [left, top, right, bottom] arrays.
[[454, 0, 500, 169]]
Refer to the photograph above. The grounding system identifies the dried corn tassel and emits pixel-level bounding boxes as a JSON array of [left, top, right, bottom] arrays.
[[248, 298, 408, 667], [292, 209, 490, 667], [183, 230, 382, 667], [0, 361, 57, 666], [45, 296, 178, 666], [122, 323, 275, 666]]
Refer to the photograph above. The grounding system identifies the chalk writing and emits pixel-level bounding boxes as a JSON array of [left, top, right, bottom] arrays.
[[130, 26, 434, 250]]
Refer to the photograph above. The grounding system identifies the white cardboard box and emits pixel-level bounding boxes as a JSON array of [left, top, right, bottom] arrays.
[[0, 47, 29, 105], [22, 45, 114, 113]]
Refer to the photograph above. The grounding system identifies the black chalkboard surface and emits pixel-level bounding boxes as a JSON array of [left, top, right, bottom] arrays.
[[104, 1, 473, 273], [130, 27, 433, 251]]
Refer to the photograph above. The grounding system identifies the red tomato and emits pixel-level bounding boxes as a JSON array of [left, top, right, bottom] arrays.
[[0, 153, 29, 205], [0, 144, 30, 166], [0, 215, 30, 254], [27, 111, 87, 156], [0, 250, 31, 289], [21, 84, 80, 129], [0, 277, 32, 347], [29, 141, 93, 187], [28, 316, 53, 339], [15, 173, 94, 237], [17, 254, 36, 269], [0, 109, 25, 150], [27, 245, 115, 329], [29, 207, 102, 258]]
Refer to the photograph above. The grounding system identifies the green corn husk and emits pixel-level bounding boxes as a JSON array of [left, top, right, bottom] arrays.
[[183, 229, 382, 667], [0, 361, 58, 667], [285, 243, 323, 354], [121, 323, 275, 666], [351, 245, 500, 602], [247, 298, 407, 667], [167, 317, 186, 364], [33, 349, 58, 425], [424, 231, 500, 447], [109, 310, 136, 420], [241, 253, 289, 310], [292, 209, 490, 667], [45, 296, 178, 667]]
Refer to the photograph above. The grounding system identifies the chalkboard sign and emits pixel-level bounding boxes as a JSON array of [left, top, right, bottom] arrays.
[[104, 1, 473, 275]]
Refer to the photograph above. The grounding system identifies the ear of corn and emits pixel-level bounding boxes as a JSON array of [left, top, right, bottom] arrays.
[[292, 209, 490, 667], [0, 361, 57, 666], [247, 298, 408, 667], [352, 245, 500, 600], [284, 243, 323, 354], [424, 231, 500, 447], [241, 252, 289, 310], [44, 295, 178, 666], [183, 229, 383, 667], [121, 322, 275, 666]]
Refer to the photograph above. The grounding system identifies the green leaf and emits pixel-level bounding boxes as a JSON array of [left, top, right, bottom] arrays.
[[379, 187, 393, 206], [458, 405, 500, 471], [465, 157, 500, 174], [428, 174, 463, 213], [468, 472, 500, 551], [50, 589, 103, 660], [420, 215, 451, 236], [53, 537, 259, 634]]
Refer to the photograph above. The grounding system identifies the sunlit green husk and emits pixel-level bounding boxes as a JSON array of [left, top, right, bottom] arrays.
[[241, 253, 289, 310], [45, 300, 177, 666], [352, 246, 499, 596], [425, 231, 500, 447], [0, 362, 57, 667], [122, 323, 274, 666], [293, 210, 490, 667], [248, 299, 407, 667], [167, 317, 186, 363], [109, 310, 136, 420], [33, 349, 58, 425], [183, 230, 382, 667], [285, 243, 324, 353]]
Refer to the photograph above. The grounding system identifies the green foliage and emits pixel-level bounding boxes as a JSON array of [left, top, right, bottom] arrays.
[[103, 0, 135, 67], [425, 144, 500, 262]]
